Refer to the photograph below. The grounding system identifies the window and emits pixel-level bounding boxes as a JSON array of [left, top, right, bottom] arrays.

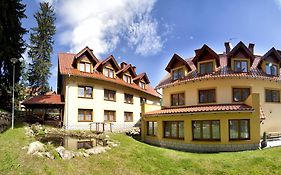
[[199, 62, 213, 74], [234, 60, 248, 72], [147, 121, 157, 136], [171, 93, 185, 106], [79, 62, 91, 73], [124, 112, 133, 122], [104, 67, 114, 78], [140, 97, 147, 104], [164, 121, 184, 139], [172, 68, 184, 80], [123, 74, 131, 83], [233, 88, 250, 102], [229, 119, 250, 140], [104, 110, 116, 122], [78, 109, 93, 122], [192, 120, 220, 140], [124, 93, 133, 104], [265, 89, 280, 103], [139, 81, 145, 89], [78, 86, 93, 98], [199, 89, 216, 103], [104, 89, 116, 101], [265, 63, 278, 76]]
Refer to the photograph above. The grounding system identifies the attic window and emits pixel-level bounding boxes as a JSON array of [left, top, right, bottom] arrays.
[[139, 81, 145, 89], [123, 74, 132, 83], [234, 60, 248, 73], [104, 67, 114, 78], [79, 62, 91, 73], [265, 63, 278, 76], [199, 61, 213, 74], [172, 68, 184, 80]]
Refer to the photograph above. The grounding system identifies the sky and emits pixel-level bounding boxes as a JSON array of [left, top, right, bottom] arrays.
[[21, 0, 281, 90]]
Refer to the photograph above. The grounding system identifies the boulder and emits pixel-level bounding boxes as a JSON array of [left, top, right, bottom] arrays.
[[27, 141, 45, 154], [85, 146, 106, 155], [55, 146, 75, 160], [42, 152, 54, 159]]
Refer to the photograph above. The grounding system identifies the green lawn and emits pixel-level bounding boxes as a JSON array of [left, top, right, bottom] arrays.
[[1, 123, 281, 175]]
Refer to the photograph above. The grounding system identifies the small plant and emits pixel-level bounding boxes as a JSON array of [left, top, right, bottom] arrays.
[[261, 132, 267, 149]]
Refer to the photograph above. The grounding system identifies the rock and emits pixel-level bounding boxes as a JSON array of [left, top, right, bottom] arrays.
[[85, 146, 106, 155], [22, 146, 28, 150], [27, 141, 45, 154], [42, 152, 54, 159], [55, 146, 75, 160], [33, 151, 44, 157], [105, 146, 112, 150], [107, 141, 118, 147], [83, 152, 90, 157], [74, 152, 83, 157]]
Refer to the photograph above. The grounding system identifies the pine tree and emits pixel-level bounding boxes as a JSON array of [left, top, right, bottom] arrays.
[[28, 2, 56, 96], [0, 0, 27, 109]]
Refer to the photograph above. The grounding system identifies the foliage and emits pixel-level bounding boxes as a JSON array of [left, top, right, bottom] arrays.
[[28, 2, 56, 96], [1, 124, 281, 175], [0, 0, 27, 109]]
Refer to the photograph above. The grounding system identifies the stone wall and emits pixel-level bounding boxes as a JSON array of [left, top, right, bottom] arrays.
[[145, 137, 259, 153], [0, 111, 11, 133]]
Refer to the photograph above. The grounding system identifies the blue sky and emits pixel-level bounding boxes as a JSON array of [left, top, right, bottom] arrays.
[[22, 0, 281, 90]]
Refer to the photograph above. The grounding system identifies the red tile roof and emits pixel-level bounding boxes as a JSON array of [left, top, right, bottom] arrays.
[[144, 104, 254, 116], [58, 53, 161, 98], [22, 94, 64, 106]]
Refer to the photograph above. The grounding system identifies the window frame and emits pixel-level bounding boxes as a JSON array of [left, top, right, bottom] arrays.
[[147, 121, 157, 136], [104, 67, 115, 78], [228, 119, 250, 140], [265, 62, 278, 76], [163, 121, 184, 140], [123, 74, 132, 84], [265, 89, 280, 103], [172, 68, 184, 80], [198, 89, 216, 104], [171, 93, 185, 106], [192, 120, 221, 141], [199, 61, 214, 75], [79, 61, 91, 73], [124, 112, 133, 122], [78, 109, 93, 122], [124, 93, 134, 104], [104, 110, 116, 122], [78, 86, 93, 98], [232, 88, 250, 102], [104, 89, 116, 101], [139, 81, 146, 89], [233, 60, 249, 73]]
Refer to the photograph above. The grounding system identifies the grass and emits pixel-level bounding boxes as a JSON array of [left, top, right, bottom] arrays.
[[1, 123, 281, 175]]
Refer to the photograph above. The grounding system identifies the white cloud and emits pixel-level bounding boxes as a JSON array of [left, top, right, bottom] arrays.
[[52, 0, 163, 57]]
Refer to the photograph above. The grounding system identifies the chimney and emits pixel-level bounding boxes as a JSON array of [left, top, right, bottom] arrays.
[[132, 66, 136, 73], [224, 42, 231, 53], [120, 62, 127, 68], [248, 43, 255, 53]]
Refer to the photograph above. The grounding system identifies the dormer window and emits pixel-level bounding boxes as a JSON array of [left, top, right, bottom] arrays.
[[79, 62, 91, 73], [123, 74, 131, 83], [199, 61, 213, 74], [172, 68, 184, 80], [265, 63, 278, 76], [139, 81, 145, 89], [104, 67, 114, 78], [234, 60, 248, 73]]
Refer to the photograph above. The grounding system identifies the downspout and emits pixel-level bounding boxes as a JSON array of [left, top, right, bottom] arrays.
[[66, 73, 71, 130]]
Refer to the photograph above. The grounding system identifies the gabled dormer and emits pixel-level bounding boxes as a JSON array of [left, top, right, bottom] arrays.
[[192, 44, 219, 75], [72, 46, 99, 73], [95, 55, 120, 78], [133, 73, 150, 89], [226, 41, 255, 73], [258, 47, 281, 76], [116, 63, 137, 84], [165, 54, 192, 81]]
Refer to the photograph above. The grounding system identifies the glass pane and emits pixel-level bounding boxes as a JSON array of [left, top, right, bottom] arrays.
[[78, 87, 85, 97], [79, 63, 85, 71], [241, 61, 248, 72], [173, 70, 178, 80], [164, 122, 171, 137], [202, 121, 210, 139], [242, 89, 250, 101], [272, 65, 278, 76], [85, 111, 92, 121], [179, 122, 184, 138], [233, 89, 241, 102], [193, 121, 201, 139], [207, 62, 213, 73], [78, 111, 84, 121], [172, 94, 178, 106], [200, 64, 206, 74], [240, 120, 249, 139], [85, 87, 92, 97], [266, 64, 271, 74], [171, 122, 177, 138], [265, 90, 271, 102], [109, 69, 114, 78], [212, 121, 220, 139], [272, 90, 280, 102], [178, 69, 184, 78], [104, 68, 109, 77], [234, 61, 240, 71], [199, 91, 206, 103], [153, 122, 157, 135], [229, 120, 239, 139], [148, 122, 153, 135], [85, 63, 91, 72], [179, 93, 185, 105], [208, 90, 215, 102]]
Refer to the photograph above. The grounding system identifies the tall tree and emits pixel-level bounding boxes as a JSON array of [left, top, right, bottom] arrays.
[[28, 2, 56, 95], [0, 0, 27, 109]]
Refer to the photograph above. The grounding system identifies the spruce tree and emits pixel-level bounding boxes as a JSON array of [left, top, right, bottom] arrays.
[[28, 2, 56, 95], [0, 0, 27, 109]]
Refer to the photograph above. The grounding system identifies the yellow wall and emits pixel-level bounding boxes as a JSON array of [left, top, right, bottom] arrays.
[[162, 78, 281, 134]]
